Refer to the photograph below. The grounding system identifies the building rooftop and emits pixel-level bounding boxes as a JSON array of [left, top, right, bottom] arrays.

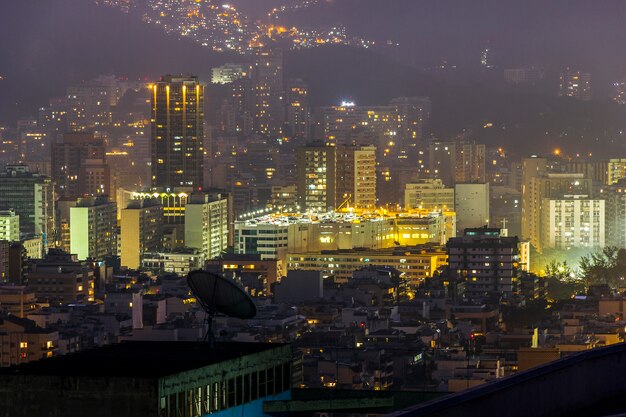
[[308, 244, 446, 256], [237, 210, 450, 227], [0, 341, 286, 378], [0, 313, 51, 334]]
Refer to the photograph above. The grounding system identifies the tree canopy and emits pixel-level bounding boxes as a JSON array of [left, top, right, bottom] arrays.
[[579, 247, 626, 289]]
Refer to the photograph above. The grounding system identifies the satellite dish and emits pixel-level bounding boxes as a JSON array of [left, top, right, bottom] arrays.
[[187, 270, 257, 346]]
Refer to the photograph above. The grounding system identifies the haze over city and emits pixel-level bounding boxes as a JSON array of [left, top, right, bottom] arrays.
[[1, 1, 626, 416]]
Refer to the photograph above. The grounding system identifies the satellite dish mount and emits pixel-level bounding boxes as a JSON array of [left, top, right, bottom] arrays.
[[187, 270, 257, 347]]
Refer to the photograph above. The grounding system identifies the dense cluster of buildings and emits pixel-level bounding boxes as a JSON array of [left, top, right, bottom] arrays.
[[1, 36, 626, 415]]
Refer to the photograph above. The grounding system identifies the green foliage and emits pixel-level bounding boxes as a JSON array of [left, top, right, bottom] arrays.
[[543, 260, 584, 300], [579, 247, 626, 289]]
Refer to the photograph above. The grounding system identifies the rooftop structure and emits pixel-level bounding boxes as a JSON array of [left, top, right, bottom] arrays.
[[0, 341, 293, 417]]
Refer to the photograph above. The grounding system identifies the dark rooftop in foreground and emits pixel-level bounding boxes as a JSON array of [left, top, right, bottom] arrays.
[[387, 342, 626, 417], [0, 341, 285, 378]]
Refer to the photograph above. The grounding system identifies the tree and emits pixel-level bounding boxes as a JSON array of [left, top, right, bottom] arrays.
[[544, 260, 573, 281], [544, 260, 584, 300], [579, 247, 626, 289]]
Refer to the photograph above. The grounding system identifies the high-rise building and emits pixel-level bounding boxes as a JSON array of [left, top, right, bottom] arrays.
[[389, 97, 431, 145], [69, 197, 117, 260], [559, 70, 592, 101], [120, 199, 164, 270], [428, 140, 486, 186], [286, 79, 311, 139], [542, 196, 604, 250], [404, 179, 455, 210], [0, 241, 27, 285], [0, 165, 55, 246], [151, 75, 205, 189], [490, 186, 522, 238], [297, 143, 336, 212], [428, 141, 456, 186], [16, 118, 50, 164], [252, 47, 285, 137], [51, 132, 107, 199], [447, 227, 520, 302], [454, 183, 490, 234], [79, 158, 111, 198], [605, 185, 626, 249], [455, 142, 486, 183], [184, 193, 229, 261], [211, 63, 246, 85], [65, 76, 122, 132], [336, 145, 377, 209], [129, 190, 190, 225], [521, 156, 547, 239], [607, 159, 626, 185], [321, 104, 396, 149], [523, 173, 593, 251], [0, 211, 19, 242]]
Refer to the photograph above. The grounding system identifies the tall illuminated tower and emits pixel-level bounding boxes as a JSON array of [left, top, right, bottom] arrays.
[[297, 143, 336, 212], [252, 48, 285, 137], [151, 75, 205, 190]]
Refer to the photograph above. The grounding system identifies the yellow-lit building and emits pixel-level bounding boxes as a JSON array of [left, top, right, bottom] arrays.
[[607, 158, 626, 185], [151, 75, 204, 189], [69, 196, 117, 261], [395, 211, 456, 246], [236, 209, 455, 264], [404, 179, 454, 210], [296, 143, 336, 212], [128, 190, 191, 225], [120, 199, 163, 269], [287, 246, 447, 285], [336, 145, 377, 209]]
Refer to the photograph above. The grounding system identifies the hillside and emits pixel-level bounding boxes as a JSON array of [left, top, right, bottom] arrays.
[[2, 0, 626, 158], [0, 0, 238, 123], [271, 0, 626, 79]]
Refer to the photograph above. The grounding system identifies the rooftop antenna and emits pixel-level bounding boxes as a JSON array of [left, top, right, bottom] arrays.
[[187, 270, 257, 347]]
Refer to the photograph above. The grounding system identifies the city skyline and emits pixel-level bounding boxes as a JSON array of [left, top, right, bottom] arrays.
[[1, 1, 626, 416]]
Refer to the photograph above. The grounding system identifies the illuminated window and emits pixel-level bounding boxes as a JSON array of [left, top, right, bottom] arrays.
[[20, 342, 28, 349]]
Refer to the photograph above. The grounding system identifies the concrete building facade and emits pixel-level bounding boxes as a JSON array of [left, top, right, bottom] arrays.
[[70, 196, 117, 260], [120, 199, 163, 269], [184, 193, 229, 261], [0, 210, 19, 242], [454, 183, 490, 234]]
